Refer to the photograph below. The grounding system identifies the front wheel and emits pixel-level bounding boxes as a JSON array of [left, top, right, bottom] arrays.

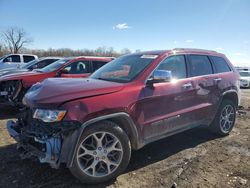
[[210, 99, 236, 136], [70, 121, 131, 184]]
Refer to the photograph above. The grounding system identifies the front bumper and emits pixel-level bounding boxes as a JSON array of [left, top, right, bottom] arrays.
[[7, 119, 81, 168]]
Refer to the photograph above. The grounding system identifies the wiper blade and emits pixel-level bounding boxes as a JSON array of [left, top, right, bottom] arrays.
[[96, 77, 112, 81]]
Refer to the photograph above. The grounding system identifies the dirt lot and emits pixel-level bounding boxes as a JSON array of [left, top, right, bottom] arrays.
[[0, 90, 249, 188]]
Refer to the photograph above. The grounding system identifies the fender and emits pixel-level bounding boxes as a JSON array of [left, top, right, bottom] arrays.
[[64, 112, 142, 167], [220, 89, 239, 106]]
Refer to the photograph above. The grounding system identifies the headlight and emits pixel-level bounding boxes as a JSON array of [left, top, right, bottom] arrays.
[[33, 109, 67, 123]]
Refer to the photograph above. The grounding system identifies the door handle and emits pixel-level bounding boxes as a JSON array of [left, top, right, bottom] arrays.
[[214, 78, 222, 83], [182, 83, 193, 89]]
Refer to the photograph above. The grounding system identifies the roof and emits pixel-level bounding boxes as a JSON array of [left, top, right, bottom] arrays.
[[72, 56, 115, 59], [7, 54, 38, 56], [133, 48, 222, 56], [172, 48, 217, 53]]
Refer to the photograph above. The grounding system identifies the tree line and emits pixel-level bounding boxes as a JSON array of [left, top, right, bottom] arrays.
[[0, 27, 135, 57]]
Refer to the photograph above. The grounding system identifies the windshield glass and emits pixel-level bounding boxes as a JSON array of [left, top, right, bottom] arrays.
[[21, 59, 38, 69], [0, 55, 7, 61], [239, 72, 250, 77], [38, 59, 69, 73], [91, 54, 157, 83]]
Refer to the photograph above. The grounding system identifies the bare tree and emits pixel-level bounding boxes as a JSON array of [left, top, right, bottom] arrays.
[[121, 48, 131, 55], [2, 27, 33, 53]]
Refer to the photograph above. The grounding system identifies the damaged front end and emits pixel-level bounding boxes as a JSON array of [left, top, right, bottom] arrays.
[[0, 80, 24, 107], [7, 110, 81, 168]]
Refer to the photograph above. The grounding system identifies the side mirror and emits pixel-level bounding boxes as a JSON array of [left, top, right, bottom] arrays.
[[147, 70, 172, 86]]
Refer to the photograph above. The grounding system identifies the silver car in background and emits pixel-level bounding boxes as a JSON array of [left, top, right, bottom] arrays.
[[0, 54, 38, 69], [239, 71, 250, 88]]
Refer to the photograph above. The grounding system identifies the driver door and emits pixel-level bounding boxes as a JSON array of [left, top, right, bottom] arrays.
[[60, 61, 92, 78], [140, 55, 197, 139]]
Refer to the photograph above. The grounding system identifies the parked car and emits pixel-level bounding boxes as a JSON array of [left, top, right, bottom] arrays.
[[239, 70, 250, 88], [0, 54, 38, 69], [7, 49, 240, 184], [0, 57, 61, 77], [0, 56, 113, 109]]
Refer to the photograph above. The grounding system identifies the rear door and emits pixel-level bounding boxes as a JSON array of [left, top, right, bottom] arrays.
[[209, 55, 233, 109], [60, 60, 92, 78], [186, 54, 217, 125]]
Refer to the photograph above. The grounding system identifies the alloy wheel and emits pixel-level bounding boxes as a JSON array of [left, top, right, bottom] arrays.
[[76, 131, 123, 177], [220, 104, 235, 133]]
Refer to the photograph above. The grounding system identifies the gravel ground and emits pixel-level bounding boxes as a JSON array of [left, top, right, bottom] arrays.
[[0, 90, 249, 188]]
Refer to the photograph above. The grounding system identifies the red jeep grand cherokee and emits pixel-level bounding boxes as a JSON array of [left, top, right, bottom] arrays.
[[0, 56, 113, 110], [7, 49, 240, 184]]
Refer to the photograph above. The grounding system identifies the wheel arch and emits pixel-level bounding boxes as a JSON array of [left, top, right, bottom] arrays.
[[66, 112, 142, 167], [221, 90, 239, 107]]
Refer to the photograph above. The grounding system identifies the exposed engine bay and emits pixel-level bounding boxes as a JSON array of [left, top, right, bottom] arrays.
[[7, 110, 81, 168]]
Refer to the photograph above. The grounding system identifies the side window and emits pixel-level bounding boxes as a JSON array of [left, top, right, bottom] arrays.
[[189, 55, 213, 77], [23, 55, 35, 63], [157, 55, 187, 79], [3, 55, 21, 63], [210, 56, 231, 73], [92, 61, 108, 72], [64, 61, 91, 74]]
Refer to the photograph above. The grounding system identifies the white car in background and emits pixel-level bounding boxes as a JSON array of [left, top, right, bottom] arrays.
[[239, 71, 250, 88], [0, 54, 38, 69]]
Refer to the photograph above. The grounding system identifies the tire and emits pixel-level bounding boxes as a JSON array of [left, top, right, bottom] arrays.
[[210, 99, 236, 136], [69, 121, 131, 184]]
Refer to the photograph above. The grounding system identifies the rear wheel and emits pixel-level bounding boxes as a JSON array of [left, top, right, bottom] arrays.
[[70, 121, 131, 184], [210, 99, 236, 136]]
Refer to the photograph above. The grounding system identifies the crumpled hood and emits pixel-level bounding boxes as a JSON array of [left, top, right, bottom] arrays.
[[0, 70, 42, 81], [0, 69, 29, 77], [23, 78, 124, 108]]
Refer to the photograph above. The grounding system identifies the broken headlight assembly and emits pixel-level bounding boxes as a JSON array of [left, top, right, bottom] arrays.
[[33, 109, 67, 123]]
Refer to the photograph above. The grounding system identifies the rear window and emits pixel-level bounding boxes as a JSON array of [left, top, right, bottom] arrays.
[[210, 56, 231, 73], [189, 55, 213, 77], [23, 55, 35, 63]]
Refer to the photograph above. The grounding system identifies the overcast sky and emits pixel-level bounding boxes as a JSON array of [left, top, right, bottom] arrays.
[[0, 0, 249, 66]]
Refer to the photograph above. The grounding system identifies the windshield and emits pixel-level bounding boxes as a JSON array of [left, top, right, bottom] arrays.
[[38, 59, 69, 73], [21, 59, 38, 69], [0, 55, 7, 61], [239, 72, 250, 77], [91, 54, 157, 83]]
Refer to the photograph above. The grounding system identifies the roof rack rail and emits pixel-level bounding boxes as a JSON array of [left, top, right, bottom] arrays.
[[76, 56, 116, 60], [172, 48, 217, 53]]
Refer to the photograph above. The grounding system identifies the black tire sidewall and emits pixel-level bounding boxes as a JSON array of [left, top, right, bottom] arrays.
[[212, 99, 236, 135], [69, 121, 131, 184]]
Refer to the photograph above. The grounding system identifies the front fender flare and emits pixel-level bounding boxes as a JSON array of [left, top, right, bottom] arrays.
[[64, 112, 142, 167]]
